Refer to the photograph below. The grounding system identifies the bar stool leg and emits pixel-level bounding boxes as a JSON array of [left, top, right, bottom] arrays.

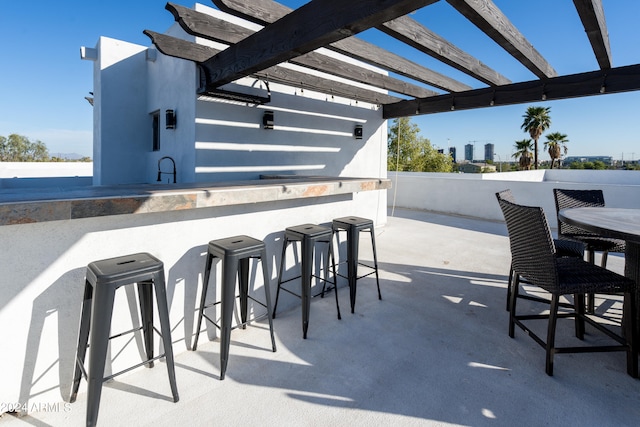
[[71, 281, 93, 403], [86, 283, 116, 427], [219, 257, 238, 380], [624, 290, 638, 377], [329, 242, 341, 319], [301, 238, 313, 339], [260, 247, 277, 352], [347, 226, 359, 314], [369, 228, 382, 300], [137, 281, 154, 368], [152, 271, 179, 402], [193, 253, 214, 351], [273, 236, 289, 318], [239, 257, 249, 329]]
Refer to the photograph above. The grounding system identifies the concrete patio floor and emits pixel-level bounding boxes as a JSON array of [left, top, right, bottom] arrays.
[[2, 207, 638, 426]]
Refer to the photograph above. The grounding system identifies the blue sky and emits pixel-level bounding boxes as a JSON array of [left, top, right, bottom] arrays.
[[1, 1, 639, 160]]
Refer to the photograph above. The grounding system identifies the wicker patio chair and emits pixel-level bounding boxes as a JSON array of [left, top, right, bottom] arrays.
[[497, 197, 637, 377], [496, 190, 584, 311], [553, 189, 626, 312]]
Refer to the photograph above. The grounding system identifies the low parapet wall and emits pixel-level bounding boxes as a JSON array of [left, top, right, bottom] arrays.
[[0, 162, 93, 188], [388, 170, 640, 224]]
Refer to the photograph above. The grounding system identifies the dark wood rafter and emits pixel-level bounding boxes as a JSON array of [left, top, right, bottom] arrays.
[[445, 0, 557, 79], [572, 0, 612, 69], [144, 30, 217, 62], [383, 64, 640, 118], [378, 15, 510, 86], [140, 0, 640, 119], [166, 2, 437, 98], [329, 35, 470, 92], [167, 2, 254, 45], [211, 0, 471, 92], [212, 0, 291, 26], [144, 30, 403, 105], [202, 0, 440, 89], [287, 49, 438, 99]]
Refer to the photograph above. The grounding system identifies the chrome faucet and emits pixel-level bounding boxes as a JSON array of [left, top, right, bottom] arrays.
[[157, 156, 176, 183]]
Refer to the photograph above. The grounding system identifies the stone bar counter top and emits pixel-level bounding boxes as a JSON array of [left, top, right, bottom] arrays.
[[0, 176, 391, 225]]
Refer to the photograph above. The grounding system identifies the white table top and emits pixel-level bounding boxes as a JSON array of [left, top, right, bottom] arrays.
[[558, 207, 640, 244]]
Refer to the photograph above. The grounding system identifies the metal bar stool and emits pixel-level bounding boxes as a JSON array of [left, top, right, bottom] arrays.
[[193, 235, 276, 380], [70, 252, 179, 427], [273, 224, 341, 339], [332, 216, 381, 313]]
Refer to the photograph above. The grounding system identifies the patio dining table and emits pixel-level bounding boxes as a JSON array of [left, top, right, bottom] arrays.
[[558, 207, 640, 335]]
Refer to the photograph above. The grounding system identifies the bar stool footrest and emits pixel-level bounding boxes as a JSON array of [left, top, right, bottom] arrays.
[[277, 274, 336, 299], [102, 353, 169, 382], [198, 302, 272, 331]]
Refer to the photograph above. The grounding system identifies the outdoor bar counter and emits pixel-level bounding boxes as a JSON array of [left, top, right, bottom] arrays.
[[0, 176, 389, 410], [0, 176, 390, 225]]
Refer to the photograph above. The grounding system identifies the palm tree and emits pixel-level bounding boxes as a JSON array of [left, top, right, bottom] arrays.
[[544, 132, 569, 169], [512, 138, 534, 170], [521, 106, 551, 169]]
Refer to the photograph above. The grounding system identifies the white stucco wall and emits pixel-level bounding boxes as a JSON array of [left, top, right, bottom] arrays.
[[146, 23, 198, 184], [89, 4, 388, 194], [91, 37, 149, 185], [388, 170, 640, 224], [193, 89, 386, 182], [0, 162, 92, 179], [0, 163, 93, 188]]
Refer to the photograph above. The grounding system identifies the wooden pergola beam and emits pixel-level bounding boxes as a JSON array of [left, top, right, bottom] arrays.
[[211, 0, 472, 92], [378, 15, 510, 86], [212, 0, 292, 26], [166, 2, 437, 98], [144, 30, 403, 105], [445, 0, 557, 79], [323, 32, 471, 92], [572, 0, 611, 69], [202, 0, 438, 88], [383, 64, 640, 118], [144, 30, 218, 62]]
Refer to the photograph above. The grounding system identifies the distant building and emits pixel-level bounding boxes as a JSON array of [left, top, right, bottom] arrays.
[[484, 143, 494, 162], [449, 147, 457, 163], [458, 162, 496, 173], [564, 156, 613, 166], [464, 144, 473, 162]]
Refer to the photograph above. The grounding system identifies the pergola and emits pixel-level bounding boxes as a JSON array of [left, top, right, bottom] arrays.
[[144, 0, 640, 118]]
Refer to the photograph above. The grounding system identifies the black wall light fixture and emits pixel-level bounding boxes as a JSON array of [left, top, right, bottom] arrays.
[[166, 109, 177, 129], [263, 110, 274, 129], [354, 124, 363, 139]]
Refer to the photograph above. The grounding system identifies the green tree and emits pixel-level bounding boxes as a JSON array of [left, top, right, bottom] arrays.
[[570, 161, 584, 169], [0, 134, 50, 161], [521, 106, 551, 170], [387, 117, 452, 172], [512, 138, 534, 170], [544, 132, 569, 169]]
